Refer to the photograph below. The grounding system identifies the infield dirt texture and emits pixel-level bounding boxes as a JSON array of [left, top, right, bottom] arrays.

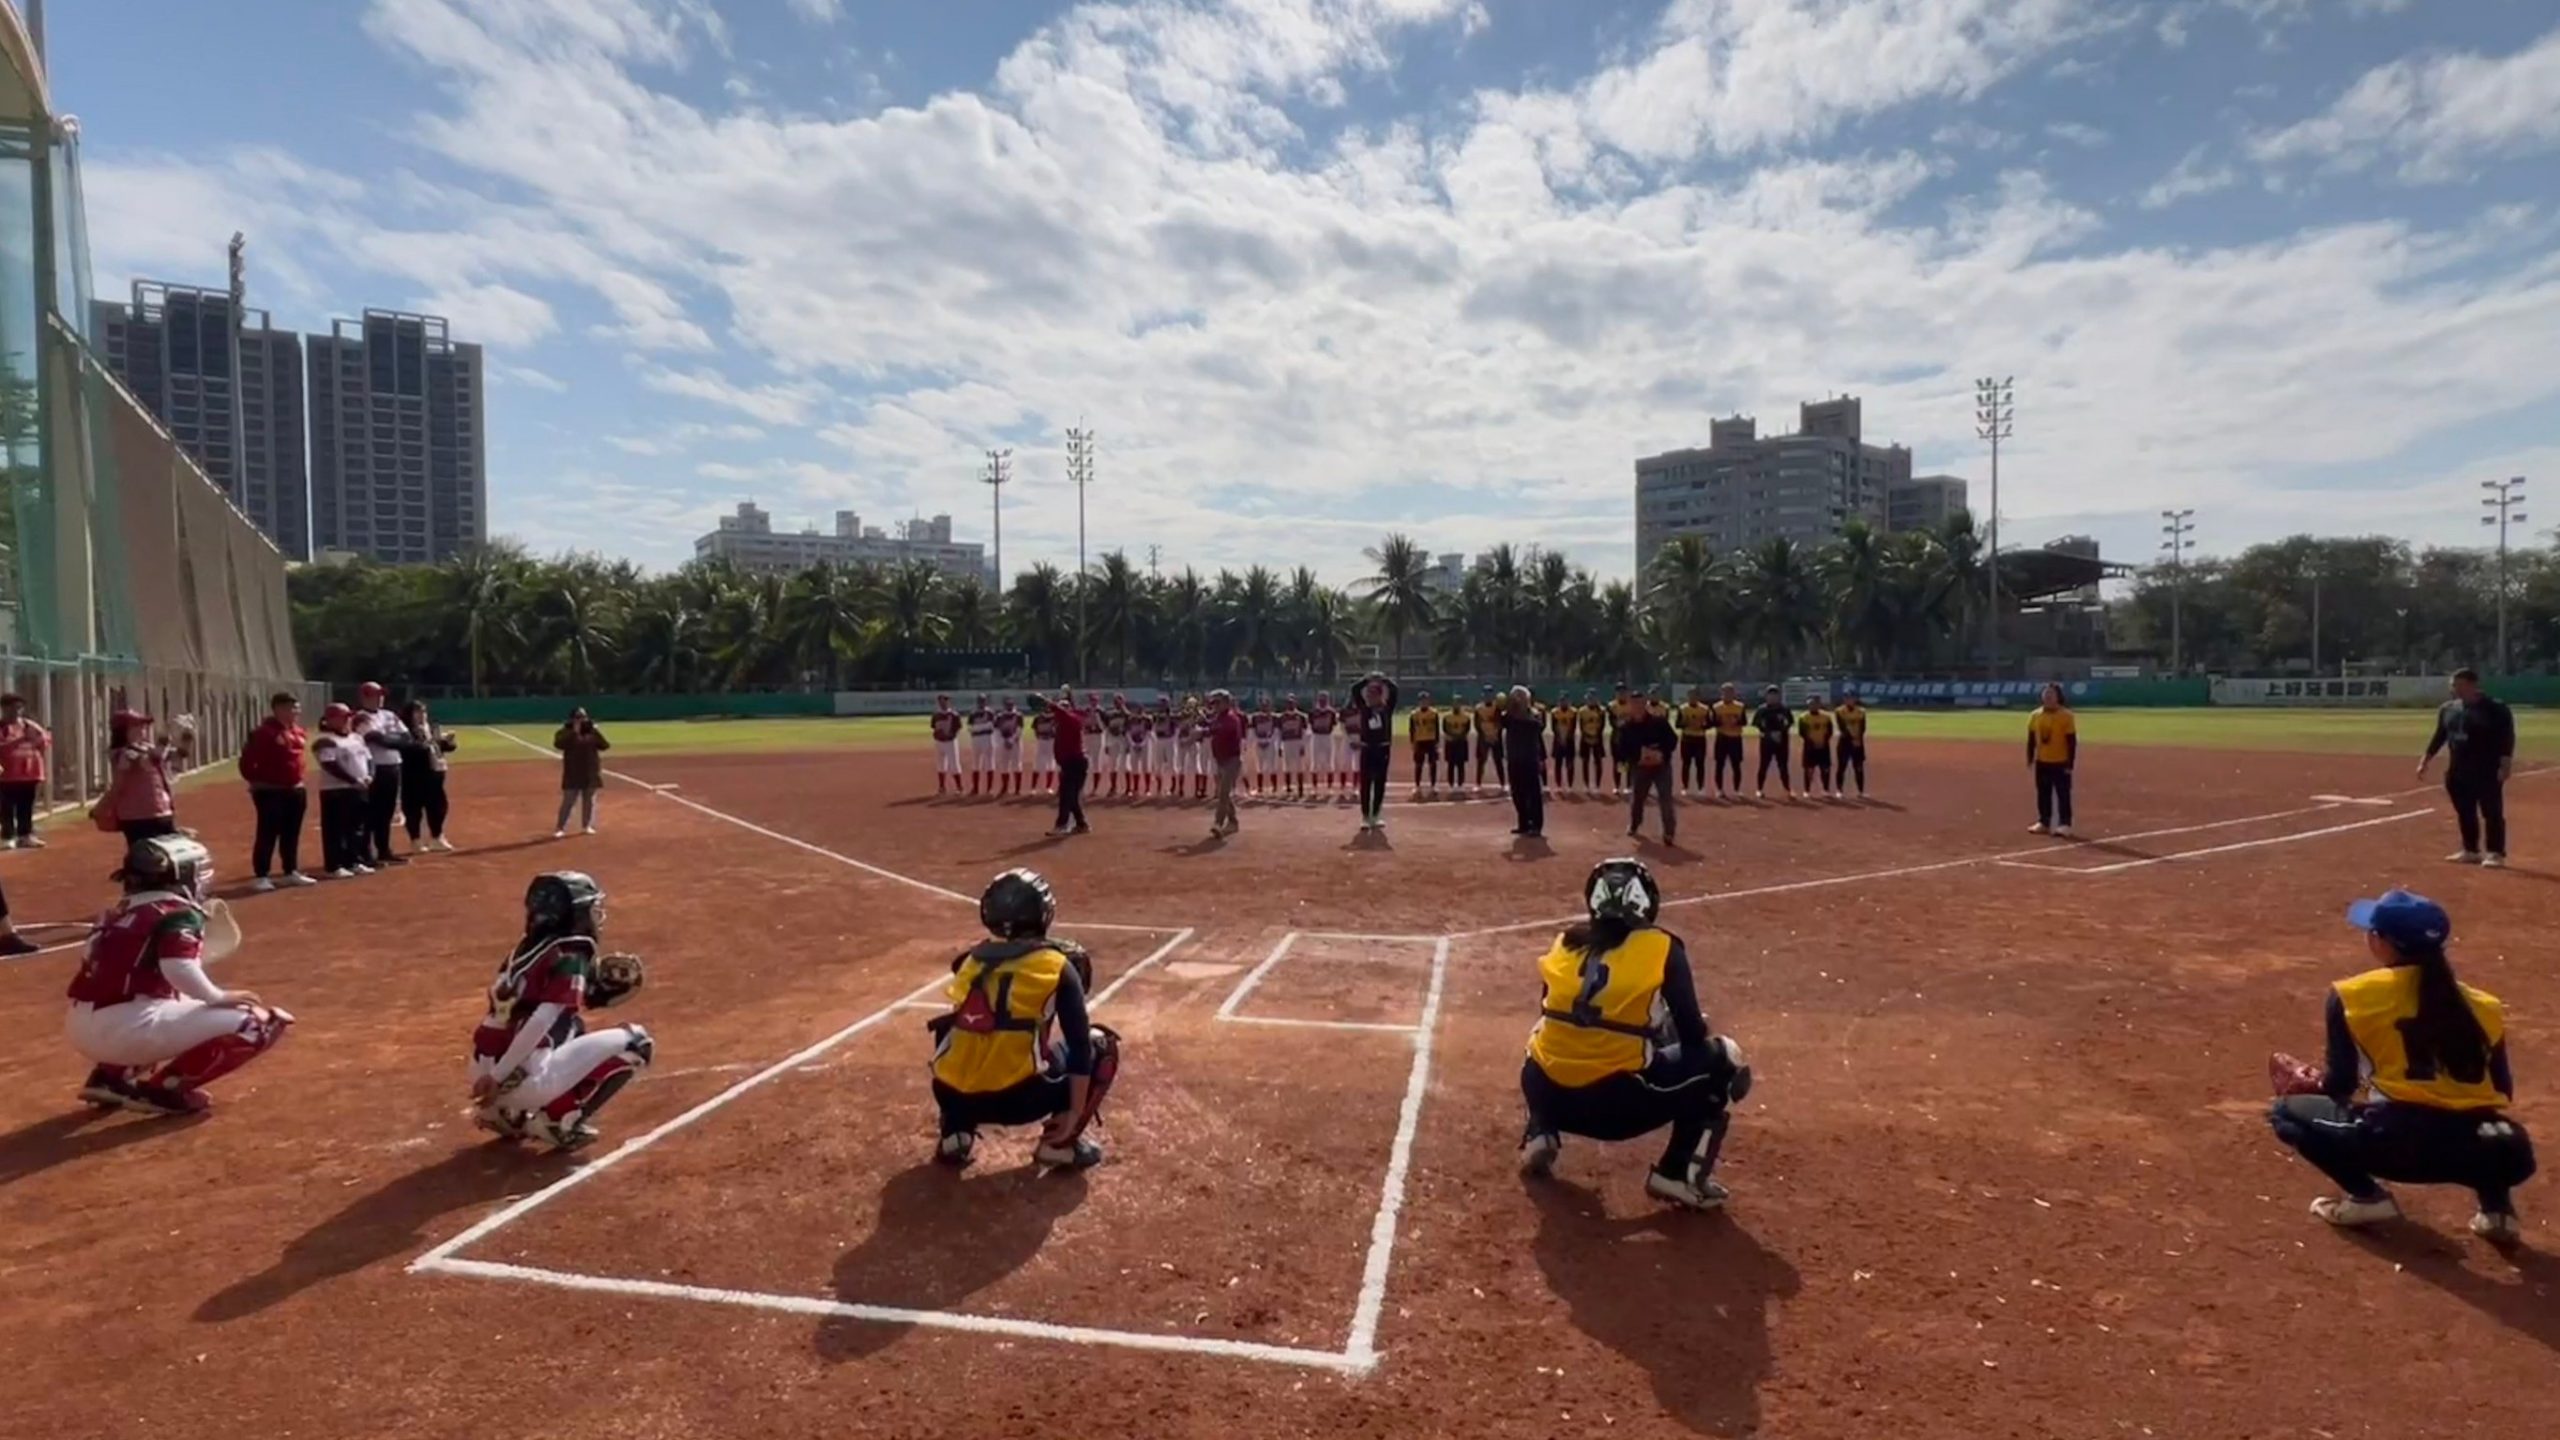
[[1, 713, 2551, 1440]]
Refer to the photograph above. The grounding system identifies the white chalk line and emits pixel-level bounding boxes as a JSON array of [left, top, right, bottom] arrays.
[[2068, 810, 2428, 874], [1341, 936, 1450, 1369], [1214, 933, 1299, 1021], [1086, 928, 1197, 1009], [1222, 1015, 1422, 1036], [423, 1257, 1365, 1372], [485, 727, 975, 907]]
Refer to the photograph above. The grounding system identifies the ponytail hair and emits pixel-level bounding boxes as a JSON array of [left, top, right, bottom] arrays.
[[2399, 943, 2492, 1087], [1561, 916, 1635, 961]]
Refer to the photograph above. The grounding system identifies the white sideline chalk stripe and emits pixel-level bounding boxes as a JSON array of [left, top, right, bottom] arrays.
[[2068, 810, 2426, 874], [2311, 794, 2393, 806], [410, 971, 949, 1271], [485, 727, 975, 907], [1215, 933, 1300, 1021], [1087, 928, 1197, 1009], [1341, 936, 1451, 1370], [1292, 930, 1447, 945], [411, 1257, 1367, 1374], [1222, 1015, 1421, 1036]]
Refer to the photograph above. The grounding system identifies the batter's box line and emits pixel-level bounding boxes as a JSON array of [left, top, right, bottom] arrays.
[[1214, 932, 1440, 1029]]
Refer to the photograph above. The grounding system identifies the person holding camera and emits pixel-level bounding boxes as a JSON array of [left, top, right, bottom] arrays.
[[554, 708, 610, 838]]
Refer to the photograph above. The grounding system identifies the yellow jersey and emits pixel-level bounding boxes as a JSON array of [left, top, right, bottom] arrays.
[[1835, 703, 1869, 743], [1798, 710, 1835, 746], [1710, 700, 1749, 737], [1610, 697, 1638, 728], [1676, 701, 1712, 737], [931, 942, 1071, 1095], [2333, 967, 2510, 1111], [1527, 928, 1675, 1089], [2028, 708, 2077, 764], [1578, 705, 1605, 740], [1408, 706, 1441, 743], [1550, 704, 1577, 740], [1474, 702, 1502, 740]]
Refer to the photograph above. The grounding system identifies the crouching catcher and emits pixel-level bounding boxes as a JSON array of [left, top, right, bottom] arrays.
[[470, 871, 654, 1152], [928, 868, 1121, 1171], [66, 836, 292, 1116], [1518, 858, 1752, 1210]]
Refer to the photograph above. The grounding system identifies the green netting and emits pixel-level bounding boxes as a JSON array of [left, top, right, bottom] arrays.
[[107, 368, 196, 671]]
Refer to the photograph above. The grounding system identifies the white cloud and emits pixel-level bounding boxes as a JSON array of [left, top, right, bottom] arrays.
[[2139, 144, 2239, 210], [2044, 120, 2108, 148], [495, 363, 569, 393], [2250, 26, 2560, 181], [414, 281, 557, 345], [786, 0, 841, 24], [640, 366, 822, 424]]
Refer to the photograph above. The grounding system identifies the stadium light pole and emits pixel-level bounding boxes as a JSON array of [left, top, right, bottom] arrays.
[[2483, 476, 2527, 676], [1065, 424, 1095, 686], [1974, 377, 2014, 675], [2159, 508, 2195, 676], [981, 447, 1012, 598]]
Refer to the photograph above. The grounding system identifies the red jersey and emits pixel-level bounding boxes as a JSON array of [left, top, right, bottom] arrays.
[[931, 711, 962, 743], [1251, 711, 1278, 739], [1278, 711, 1307, 740], [67, 895, 204, 1006], [472, 936, 594, 1064], [1052, 705, 1088, 762], [994, 711, 1023, 740], [1127, 715, 1153, 743], [1209, 710, 1245, 761], [1033, 711, 1056, 740], [967, 707, 995, 737], [1103, 711, 1129, 737], [1310, 707, 1338, 735]]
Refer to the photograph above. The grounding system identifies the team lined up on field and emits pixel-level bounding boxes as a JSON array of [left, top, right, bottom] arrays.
[[930, 682, 1876, 802]]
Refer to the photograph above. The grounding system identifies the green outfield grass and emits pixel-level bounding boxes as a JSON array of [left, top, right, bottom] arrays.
[[448, 707, 2553, 764]]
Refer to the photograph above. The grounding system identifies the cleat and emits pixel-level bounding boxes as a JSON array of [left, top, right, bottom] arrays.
[[1034, 1136, 1106, 1170], [2446, 850, 2482, 864], [1518, 1131, 1560, 1178], [935, 1131, 979, 1169], [474, 1107, 531, 1142], [2470, 1210, 2523, 1246], [2311, 1193, 2400, 1228], [77, 1066, 134, 1109], [2482, 853, 2508, 870], [537, 1114, 602, 1153], [125, 1083, 212, 1117], [1645, 1168, 1729, 1211]]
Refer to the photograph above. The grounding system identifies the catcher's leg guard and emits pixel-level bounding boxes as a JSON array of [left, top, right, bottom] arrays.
[[1043, 1025, 1121, 1148], [131, 1007, 292, 1098], [541, 1025, 654, 1125]]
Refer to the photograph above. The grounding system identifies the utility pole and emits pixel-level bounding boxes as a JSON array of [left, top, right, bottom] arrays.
[[2483, 476, 2528, 675], [227, 233, 250, 514], [980, 447, 1012, 594], [2159, 507, 2195, 676], [1146, 543, 1161, 579], [1065, 424, 1095, 686], [1974, 376, 2013, 675]]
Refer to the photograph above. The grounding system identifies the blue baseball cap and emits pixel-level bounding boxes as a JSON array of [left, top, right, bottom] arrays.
[[2345, 889, 2451, 948]]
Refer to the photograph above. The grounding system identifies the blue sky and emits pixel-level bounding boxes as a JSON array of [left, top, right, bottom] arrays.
[[51, 0, 2560, 582]]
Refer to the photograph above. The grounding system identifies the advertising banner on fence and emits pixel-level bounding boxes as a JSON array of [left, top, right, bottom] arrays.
[[2209, 676, 2445, 707], [834, 688, 1167, 717]]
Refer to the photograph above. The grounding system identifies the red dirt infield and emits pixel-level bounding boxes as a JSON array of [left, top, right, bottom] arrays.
[[0, 735, 2552, 1440]]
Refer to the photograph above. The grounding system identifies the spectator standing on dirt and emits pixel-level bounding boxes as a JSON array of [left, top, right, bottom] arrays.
[[399, 699, 459, 852], [553, 708, 609, 838], [312, 704, 373, 878], [1030, 690, 1089, 837], [355, 681, 411, 865], [2419, 668, 2515, 869], [239, 692, 316, 890], [0, 693, 50, 847], [2025, 683, 2077, 839]]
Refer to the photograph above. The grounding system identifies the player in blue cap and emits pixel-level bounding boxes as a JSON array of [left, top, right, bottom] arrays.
[[2265, 889, 2536, 1244]]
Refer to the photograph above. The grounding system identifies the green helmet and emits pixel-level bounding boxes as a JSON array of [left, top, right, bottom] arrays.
[[1583, 858, 1661, 925], [526, 871, 606, 937]]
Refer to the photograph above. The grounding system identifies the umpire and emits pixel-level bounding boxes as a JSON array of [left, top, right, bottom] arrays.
[[1502, 686, 1547, 838], [2418, 668, 2515, 868]]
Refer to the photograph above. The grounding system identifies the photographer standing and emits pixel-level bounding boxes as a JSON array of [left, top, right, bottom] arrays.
[[553, 707, 610, 838]]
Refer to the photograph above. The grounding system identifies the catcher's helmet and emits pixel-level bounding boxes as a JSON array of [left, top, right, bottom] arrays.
[[119, 834, 214, 901], [980, 868, 1056, 940], [1584, 858, 1661, 925], [526, 871, 606, 937]]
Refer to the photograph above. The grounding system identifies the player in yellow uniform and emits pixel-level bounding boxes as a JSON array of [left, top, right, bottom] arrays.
[[1675, 688, 1713, 796], [1576, 690, 1608, 791], [1833, 689, 1870, 800], [1546, 698, 1578, 793], [928, 869, 1121, 1170], [1798, 698, 1838, 800], [1708, 683, 1749, 800], [2026, 682, 2078, 837], [1517, 859, 1753, 1210], [1407, 693, 1442, 794], [2267, 890, 2534, 1242], [1473, 689, 1506, 795]]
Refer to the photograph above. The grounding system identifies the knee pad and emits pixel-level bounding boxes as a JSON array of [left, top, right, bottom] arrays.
[[1713, 1035, 1752, 1104], [622, 1024, 655, 1070]]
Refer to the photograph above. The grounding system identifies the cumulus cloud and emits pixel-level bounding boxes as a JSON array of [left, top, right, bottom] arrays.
[[2250, 26, 2560, 181], [2138, 144, 2239, 210]]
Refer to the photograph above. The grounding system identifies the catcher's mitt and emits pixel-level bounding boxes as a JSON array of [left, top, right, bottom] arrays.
[[590, 952, 646, 1008], [1054, 938, 1096, 991], [2268, 1051, 2326, 1098]]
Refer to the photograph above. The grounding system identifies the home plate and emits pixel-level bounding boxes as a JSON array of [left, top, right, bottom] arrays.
[[2311, 794, 2393, 806]]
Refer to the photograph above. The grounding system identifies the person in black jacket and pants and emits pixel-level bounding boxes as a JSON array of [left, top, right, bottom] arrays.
[[2419, 668, 2516, 868], [1622, 697, 1679, 845], [1501, 686, 1547, 837], [1346, 672, 1401, 831]]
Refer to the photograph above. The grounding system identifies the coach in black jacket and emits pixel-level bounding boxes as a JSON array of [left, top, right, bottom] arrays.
[[1501, 687, 1547, 837], [2420, 667, 2517, 867], [1622, 697, 1679, 845]]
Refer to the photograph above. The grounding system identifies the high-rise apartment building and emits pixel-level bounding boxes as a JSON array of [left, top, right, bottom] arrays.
[[1888, 473, 1969, 534], [308, 309, 485, 564], [92, 280, 310, 558], [695, 502, 989, 582], [1633, 396, 1912, 571]]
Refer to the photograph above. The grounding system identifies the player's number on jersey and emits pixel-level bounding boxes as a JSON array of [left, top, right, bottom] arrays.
[[1571, 957, 1613, 1027]]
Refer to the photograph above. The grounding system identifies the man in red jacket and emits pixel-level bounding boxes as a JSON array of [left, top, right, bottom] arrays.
[[1035, 689, 1090, 837], [240, 692, 317, 890]]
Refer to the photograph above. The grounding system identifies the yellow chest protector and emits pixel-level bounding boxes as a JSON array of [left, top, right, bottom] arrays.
[[1526, 929, 1674, 1089], [2333, 966, 2509, 1111], [931, 943, 1069, 1094]]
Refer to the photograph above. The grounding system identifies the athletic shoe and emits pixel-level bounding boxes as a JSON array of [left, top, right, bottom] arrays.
[[2470, 1209, 2523, 1246], [380, 854, 409, 866], [77, 1066, 134, 1109], [1645, 1168, 1729, 1211], [15, 835, 43, 848], [2482, 853, 2509, 870], [0, 933, 38, 957], [1033, 1136, 1106, 1170], [2446, 850, 2482, 864], [536, 1114, 602, 1152], [124, 1083, 212, 1117], [351, 863, 376, 876], [935, 1131, 979, 1169], [1754, 789, 1764, 801], [325, 868, 354, 880], [2054, 826, 2075, 839], [284, 871, 318, 887], [1070, 822, 1091, 835], [553, 829, 568, 840], [2311, 1193, 2400, 1228], [1518, 1132, 1561, 1178], [1627, 826, 1641, 838], [473, 1107, 531, 1142], [2028, 823, 2050, 835], [582, 825, 599, 836], [249, 877, 277, 894]]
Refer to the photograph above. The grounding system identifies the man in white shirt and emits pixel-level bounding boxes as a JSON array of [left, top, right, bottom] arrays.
[[312, 704, 375, 878], [355, 681, 410, 865]]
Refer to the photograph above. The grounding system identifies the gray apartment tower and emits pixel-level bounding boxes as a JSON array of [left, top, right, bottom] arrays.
[[308, 310, 486, 564], [92, 280, 311, 558], [1633, 396, 1915, 571]]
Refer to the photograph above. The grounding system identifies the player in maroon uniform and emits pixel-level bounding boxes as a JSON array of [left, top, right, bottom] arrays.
[[1278, 698, 1311, 800], [65, 836, 292, 1116], [470, 871, 653, 1152], [966, 695, 997, 797], [993, 699, 1025, 797], [930, 695, 963, 795], [1100, 698, 1131, 798], [1250, 698, 1279, 795], [1031, 705, 1058, 793], [1123, 708, 1153, 800], [1309, 692, 1341, 795]]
